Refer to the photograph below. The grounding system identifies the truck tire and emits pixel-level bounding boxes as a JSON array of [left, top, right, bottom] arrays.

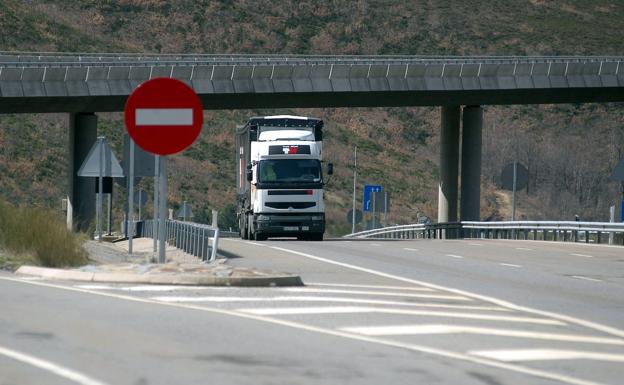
[[254, 232, 267, 241], [241, 216, 249, 240]]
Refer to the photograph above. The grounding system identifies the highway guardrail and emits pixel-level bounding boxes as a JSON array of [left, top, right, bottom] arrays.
[[141, 219, 237, 262], [345, 221, 624, 245]]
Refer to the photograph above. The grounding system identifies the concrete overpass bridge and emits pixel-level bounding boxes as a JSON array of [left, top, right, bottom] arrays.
[[1, 52, 623, 230]]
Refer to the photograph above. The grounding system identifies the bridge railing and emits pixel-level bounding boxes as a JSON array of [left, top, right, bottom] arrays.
[[140, 219, 238, 262], [344, 221, 624, 245]]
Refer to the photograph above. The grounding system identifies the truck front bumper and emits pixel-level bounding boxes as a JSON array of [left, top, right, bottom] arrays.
[[254, 213, 325, 235]]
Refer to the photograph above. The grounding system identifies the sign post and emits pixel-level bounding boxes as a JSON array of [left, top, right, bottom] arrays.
[[124, 77, 203, 263]]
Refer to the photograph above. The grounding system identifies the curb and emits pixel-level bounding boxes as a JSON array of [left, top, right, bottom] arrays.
[[15, 266, 303, 287]]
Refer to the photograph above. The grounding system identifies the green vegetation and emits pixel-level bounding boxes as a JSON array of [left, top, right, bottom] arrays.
[[0, 199, 88, 270]]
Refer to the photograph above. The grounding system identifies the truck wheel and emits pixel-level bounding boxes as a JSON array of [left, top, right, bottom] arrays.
[[311, 233, 323, 241], [241, 216, 249, 240], [254, 232, 267, 241]]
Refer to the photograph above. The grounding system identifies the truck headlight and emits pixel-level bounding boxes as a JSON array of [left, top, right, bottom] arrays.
[[311, 215, 324, 221]]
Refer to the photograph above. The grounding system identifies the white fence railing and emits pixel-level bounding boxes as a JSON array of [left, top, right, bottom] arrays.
[[141, 219, 238, 262], [345, 221, 624, 245]]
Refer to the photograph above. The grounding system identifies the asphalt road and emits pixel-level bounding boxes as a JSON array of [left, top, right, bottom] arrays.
[[1, 238, 623, 385]]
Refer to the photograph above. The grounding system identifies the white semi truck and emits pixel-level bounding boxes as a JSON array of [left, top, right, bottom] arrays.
[[236, 115, 333, 241]]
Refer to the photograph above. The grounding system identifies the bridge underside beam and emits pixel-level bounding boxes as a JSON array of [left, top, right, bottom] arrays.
[[68, 112, 97, 232], [0, 87, 623, 113]]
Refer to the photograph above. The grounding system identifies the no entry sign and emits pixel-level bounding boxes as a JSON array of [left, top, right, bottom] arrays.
[[124, 78, 203, 155]]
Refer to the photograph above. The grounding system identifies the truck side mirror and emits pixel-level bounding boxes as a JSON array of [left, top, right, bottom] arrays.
[[327, 162, 334, 175], [246, 163, 253, 182]]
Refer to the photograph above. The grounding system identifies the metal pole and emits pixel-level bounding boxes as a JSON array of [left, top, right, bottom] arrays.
[[372, 190, 376, 229], [158, 157, 168, 263], [138, 189, 142, 221], [512, 160, 517, 221], [128, 139, 135, 254], [384, 191, 388, 227], [153, 156, 159, 252], [97, 137, 103, 242], [352, 145, 357, 234], [107, 193, 112, 235]]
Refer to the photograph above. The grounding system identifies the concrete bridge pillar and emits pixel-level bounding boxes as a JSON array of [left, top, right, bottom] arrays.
[[67, 112, 97, 232], [438, 105, 460, 223], [460, 105, 483, 221]]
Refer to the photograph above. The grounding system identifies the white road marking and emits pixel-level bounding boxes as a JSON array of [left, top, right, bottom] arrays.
[[572, 276, 603, 282], [515, 247, 533, 251], [74, 284, 216, 292], [306, 282, 433, 292], [151, 294, 471, 304], [281, 287, 444, 298], [468, 243, 483, 246], [247, 242, 266, 246], [570, 253, 594, 258], [268, 245, 624, 339], [446, 254, 464, 259], [470, 349, 624, 363], [403, 247, 419, 251], [342, 324, 624, 345], [239, 307, 564, 325], [135, 108, 193, 126], [0, 277, 609, 385], [0, 345, 109, 385], [500, 263, 522, 268], [370, 243, 382, 247]]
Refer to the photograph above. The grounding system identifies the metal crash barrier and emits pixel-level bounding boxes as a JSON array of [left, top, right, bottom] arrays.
[[345, 221, 624, 245], [141, 219, 237, 262]]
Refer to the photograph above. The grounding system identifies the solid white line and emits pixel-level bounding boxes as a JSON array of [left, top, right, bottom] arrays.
[[0, 277, 607, 385], [572, 276, 603, 282], [0, 345, 109, 385], [306, 282, 433, 292], [342, 324, 624, 345], [239, 307, 564, 325], [267, 245, 624, 339], [247, 242, 267, 247], [500, 263, 522, 268], [135, 108, 193, 126], [151, 294, 470, 304], [515, 247, 533, 251], [446, 254, 464, 259], [470, 349, 624, 363], [281, 287, 447, 298], [403, 247, 419, 251], [570, 253, 594, 258]]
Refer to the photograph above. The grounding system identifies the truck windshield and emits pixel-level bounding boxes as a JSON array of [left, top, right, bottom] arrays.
[[258, 159, 322, 183]]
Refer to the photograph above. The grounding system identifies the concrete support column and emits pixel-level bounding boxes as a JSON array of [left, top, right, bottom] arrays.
[[68, 112, 97, 232], [438, 105, 460, 223], [460, 105, 483, 221]]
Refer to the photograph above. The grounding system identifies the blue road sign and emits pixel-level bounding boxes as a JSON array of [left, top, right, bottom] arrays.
[[363, 184, 382, 212]]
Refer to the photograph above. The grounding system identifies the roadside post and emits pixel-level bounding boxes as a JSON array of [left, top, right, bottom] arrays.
[[124, 77, 203, 263]]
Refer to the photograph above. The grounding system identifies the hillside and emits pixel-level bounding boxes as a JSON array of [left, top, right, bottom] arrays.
[[0, 0, 623, 235]]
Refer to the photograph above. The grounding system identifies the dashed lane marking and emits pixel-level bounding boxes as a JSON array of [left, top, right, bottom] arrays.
[[151, 294, 472, 304], [572, 276, 603, 283], [238, 306, 565, 325], [446, 254, 464, 259], [515, 247, 533, 251], [281, 287, 444, 298], [403, 247, 420, 251], [342, 324, 624, 345], [470, 349, 624, 363], [571, 253, 594, 258], [468, 243, 484, 246], [370, 243, 382, 247], [0, 277, 610, 385], [306, 282, 433, 291], [500, 263, 522, 268], [0, 345, 109, 385]]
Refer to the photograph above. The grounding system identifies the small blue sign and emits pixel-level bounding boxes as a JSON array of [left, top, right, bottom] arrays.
[[363, 184, 382, 212]]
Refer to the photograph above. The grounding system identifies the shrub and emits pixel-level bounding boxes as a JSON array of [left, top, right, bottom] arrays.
[[0, 199, 88, 269]]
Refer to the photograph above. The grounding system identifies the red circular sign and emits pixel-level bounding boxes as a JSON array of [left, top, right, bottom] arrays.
[[124, 77, 203, 155]]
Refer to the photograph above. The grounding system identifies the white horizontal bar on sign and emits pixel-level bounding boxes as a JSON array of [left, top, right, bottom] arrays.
[[135, 108, 193, 126]]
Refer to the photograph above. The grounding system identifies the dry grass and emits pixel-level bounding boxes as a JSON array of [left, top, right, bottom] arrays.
[[0, 199, 88, 269]]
